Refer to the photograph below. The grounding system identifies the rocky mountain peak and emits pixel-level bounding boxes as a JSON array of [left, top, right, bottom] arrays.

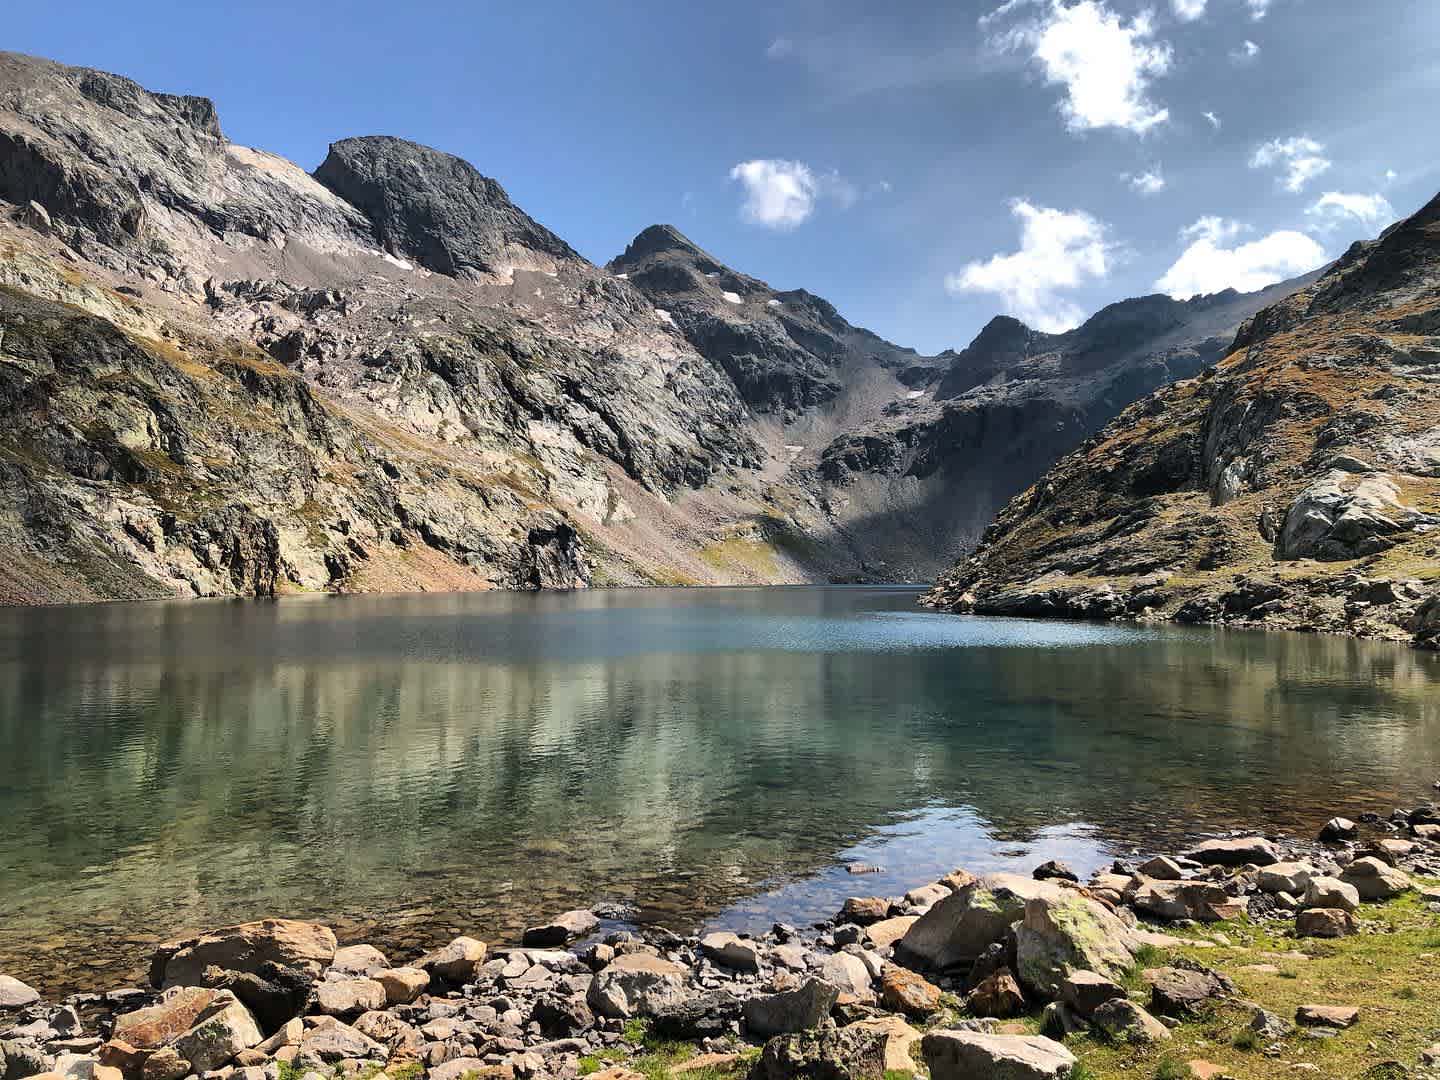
[[615, 223, 705, 264], [312, 135, 581, 279]]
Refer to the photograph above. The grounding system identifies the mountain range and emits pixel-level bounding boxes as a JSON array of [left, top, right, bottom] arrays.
[[0, 50, 1364, 613]]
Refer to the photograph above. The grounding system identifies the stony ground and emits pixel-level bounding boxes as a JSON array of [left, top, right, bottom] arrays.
[[4, 799, 1440, 1080]]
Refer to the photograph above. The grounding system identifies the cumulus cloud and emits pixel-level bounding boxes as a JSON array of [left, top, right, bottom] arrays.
[[945, 200, 1113, 332], [1171, 0, 1207, 20], [1230, 39, 1260, 63], [1305, 191, 1396, 230], [1156, 217, 1325, 298], [1202, 110, 1221, 129], [1246, 0, 1272, 18], [1124, 168, 1166, 195], [992, 1, 1173, 136], [729, 160, 816, 229], [728, 160, 858, 229], [1251, 136, 1332, 193]]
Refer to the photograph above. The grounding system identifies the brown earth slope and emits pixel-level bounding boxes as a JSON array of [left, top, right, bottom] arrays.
[[925, 191, 1440, 648]]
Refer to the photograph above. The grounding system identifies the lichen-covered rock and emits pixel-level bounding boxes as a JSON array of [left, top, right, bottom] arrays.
[[751, 1024, 888, 1080], [112, 987, 221, 1048], [170, 992, 263, 1072], [1015, 893, 1140, 999], [1088, 999, 1171, 1043], [896, 874, 1064, 972]]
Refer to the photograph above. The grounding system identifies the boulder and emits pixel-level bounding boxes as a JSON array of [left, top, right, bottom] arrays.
[[1249, 1008, 1292, 1041], [1257, 863, 1316, 895], [1297, 909, 1357, 938], [1296, 1005, 1359, 1029], [532, 995, 595, 1038], [649, 990, 741, 1040], [522, 911, 599, 948], [1143, 966, 1233, 1017], [900, 884, 950, 915], [328, 945, 388, 976], [313, 978, 385, 1018], [4, 1045, 55, 1080], [842, 1018, 921, 1077], [1060, 971, 1124, 1017], [1302, 877, 1361, 913], [1341, 857, 1413, 900], [966, 970, 1026, 1019], [751, 1024, 887, 1080], [1183, 837, 1278, 867], [1137, 856, 1184, 881], [1319, 817, 1358, 842], [191, 962, 314, 1033], [351, 1011, 420, 1054], [877, 968, 941, 1018], [864, 917, 917, 950], [896, 874, 1063, 972], [1089, 999, 1170, 1043], [296, 1017, 384, 1062], [698, 933, 761, 972], [819, 954, 872, 1000], [170, 993, 263, 1073], [922, 1030, 1076, 1080], [586, 954, 689, 1020], [151, 920, 336, 988], [373, 967, 428, 1006], [838, 898, 890, 926], [742, 979, 839, 1038], [1015, 893, 1139, 998], [417, 937, 488, 985], [1130, 880, 1245, 922], [1366, 839, 1419, 865], [1031, 862, 1078, 883], [113, 987, 221, 1048], [0, 976, 40, 1010], [138, 1049, 188, 1080]]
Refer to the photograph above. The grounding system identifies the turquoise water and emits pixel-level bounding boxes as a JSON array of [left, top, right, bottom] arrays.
[[2, 586, 1438, 993]]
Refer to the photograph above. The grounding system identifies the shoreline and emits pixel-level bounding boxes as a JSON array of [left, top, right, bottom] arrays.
[[4, 800, 1440, 1080]]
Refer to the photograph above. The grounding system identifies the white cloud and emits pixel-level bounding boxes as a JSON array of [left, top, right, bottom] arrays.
[[729, 160, 817, 229], [1124, 168, 1166, 195], [1384, 168, 1398, 183], [1202, 110, 1221, 129], [1171, 0, 1207, 20], [945, 199, 1113, 332], [993, 1, 1173, 136], [1250, 135, 1332, 193], [728, 160, 857, 229], [1156, 217, 1325, 298], [766, 37, 794, 59], [1230, 39, 1260, 62], [1246, 0, 1271, 18], [1305, 191, 1396, 230]]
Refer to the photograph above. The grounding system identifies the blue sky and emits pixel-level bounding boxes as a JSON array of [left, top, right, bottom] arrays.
[[9, 0, 1439, 353]]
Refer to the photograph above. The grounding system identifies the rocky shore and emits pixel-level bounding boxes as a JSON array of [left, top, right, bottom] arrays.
[[5, 801, 1440, 1080]]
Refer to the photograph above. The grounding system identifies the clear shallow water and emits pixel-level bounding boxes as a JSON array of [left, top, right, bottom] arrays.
[[2, 585, 1439, 994]]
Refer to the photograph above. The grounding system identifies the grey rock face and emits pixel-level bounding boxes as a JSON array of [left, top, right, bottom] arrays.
[[313, 137, 579, 280]]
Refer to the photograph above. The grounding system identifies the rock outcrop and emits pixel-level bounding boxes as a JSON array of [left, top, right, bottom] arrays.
[[925, 190, 1440, 648]]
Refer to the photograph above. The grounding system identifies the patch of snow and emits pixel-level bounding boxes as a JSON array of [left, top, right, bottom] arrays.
[[722, 291, 743, 305], [767, 298, 781, 306], [656, 309, 675, 325], [784, 444, 804, 453], [906, 390, 925, 399], [545, 271, 558, 278], [380, 252, 414, 271], [705, 272, 720, 279], [615, 272, 629, 280]]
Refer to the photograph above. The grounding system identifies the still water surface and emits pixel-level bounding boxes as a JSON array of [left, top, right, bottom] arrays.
[[2, 586, 1438, 992]]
